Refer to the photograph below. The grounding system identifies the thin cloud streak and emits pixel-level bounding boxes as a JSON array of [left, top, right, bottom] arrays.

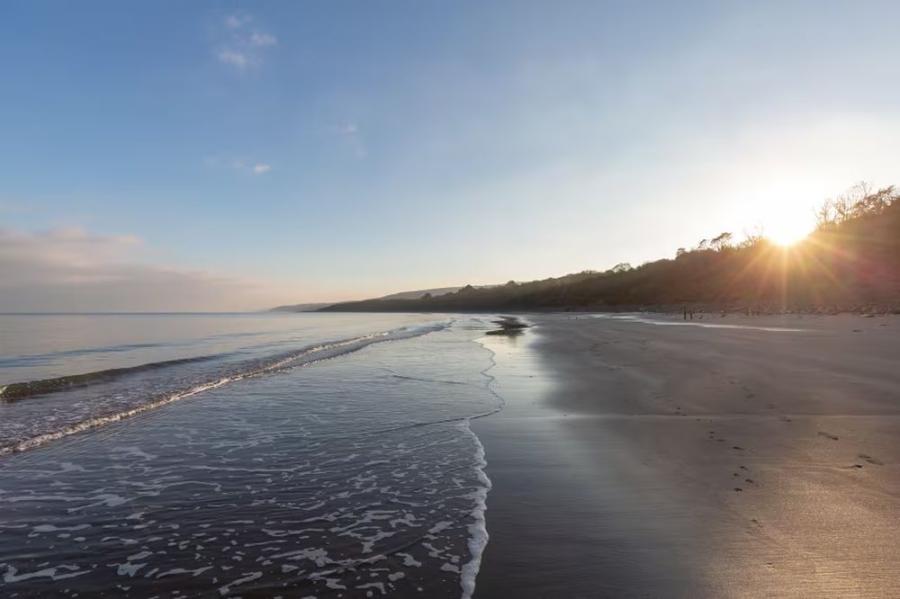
[[0, 228, 302, 312], [203, 157, 272, 176]]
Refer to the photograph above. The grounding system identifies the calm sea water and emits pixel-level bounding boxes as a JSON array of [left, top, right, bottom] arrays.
[[0, 313, 504, 598]]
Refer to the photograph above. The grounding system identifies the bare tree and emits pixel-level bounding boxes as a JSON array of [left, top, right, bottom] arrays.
[[740, 225, 765, 247], [710, 232, 733, 251], [815, 182, 898, 227]]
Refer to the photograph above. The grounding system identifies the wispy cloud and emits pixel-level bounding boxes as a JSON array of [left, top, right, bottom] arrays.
[[217, 49, 251, 69], [334, 121, 367, 158], [0, 227, 300, 312], [249, 32, 277, 47], [216, 13, 277, 70], [338, 122, 358, 136], [204, 156, 273, 176], [224, 13, 250, 30]]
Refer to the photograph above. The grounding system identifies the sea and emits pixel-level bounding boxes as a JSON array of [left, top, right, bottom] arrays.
[[0, 312, 505, 598]]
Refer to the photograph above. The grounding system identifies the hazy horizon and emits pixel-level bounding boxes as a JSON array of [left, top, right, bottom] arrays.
[[3, 1, 900, 311]]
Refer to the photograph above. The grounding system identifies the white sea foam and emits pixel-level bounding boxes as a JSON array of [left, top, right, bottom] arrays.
[[458, 419, 491, 599], [3, 564, 88, 583], [116, 562, 145, 577], [217, 570, 262, 595], [0, 316, 506, 597], [0, 378, 236, 457], [396, 552, 421, 567], [32, 523, 90, 533]]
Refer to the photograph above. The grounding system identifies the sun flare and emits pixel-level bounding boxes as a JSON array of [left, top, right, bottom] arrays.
[[765, 215, 813, 247]]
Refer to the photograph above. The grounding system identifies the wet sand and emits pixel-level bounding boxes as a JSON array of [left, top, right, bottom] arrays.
[[473, 313, 900, 598]]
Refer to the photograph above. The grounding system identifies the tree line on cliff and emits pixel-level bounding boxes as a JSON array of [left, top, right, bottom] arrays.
[[322, 184, 900, 313]]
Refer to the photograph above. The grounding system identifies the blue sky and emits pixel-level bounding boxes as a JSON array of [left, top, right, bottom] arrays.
[[2, 1, 899, 310]]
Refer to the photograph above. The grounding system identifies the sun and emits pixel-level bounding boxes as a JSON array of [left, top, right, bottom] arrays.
[[765, 215, 813, 247]]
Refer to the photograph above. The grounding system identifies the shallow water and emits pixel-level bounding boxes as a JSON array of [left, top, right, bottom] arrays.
[[0, 313, 502, 597], [0, 314, 441, 455], [0, 313, 445, 386]]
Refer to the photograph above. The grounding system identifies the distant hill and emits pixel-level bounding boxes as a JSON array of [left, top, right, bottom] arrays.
[[271, 287, 468, 312], [322, 184, 900, 314], [270, 303, 332, 313]]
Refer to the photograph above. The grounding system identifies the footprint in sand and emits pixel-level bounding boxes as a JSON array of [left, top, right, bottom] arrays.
[[859, 453, 884, 466], [817, 431, 839, 441], [734, 487, 743, 492], [707, 431, 725, 443]]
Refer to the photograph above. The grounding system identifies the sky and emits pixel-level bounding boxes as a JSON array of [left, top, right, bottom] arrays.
[[2, 1, 899, 311]]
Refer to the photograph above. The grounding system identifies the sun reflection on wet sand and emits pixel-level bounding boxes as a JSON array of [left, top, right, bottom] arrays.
[[474, 313, 900, 597]]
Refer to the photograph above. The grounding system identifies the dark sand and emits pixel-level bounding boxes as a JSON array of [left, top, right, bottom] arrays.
[[473, 313, 900, 598]]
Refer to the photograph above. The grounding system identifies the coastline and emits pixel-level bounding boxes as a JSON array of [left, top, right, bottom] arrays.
[[474, 312, 900, 597]]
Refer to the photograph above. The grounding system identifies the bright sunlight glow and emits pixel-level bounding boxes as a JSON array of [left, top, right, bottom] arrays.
[[765, 216, 814, 247]]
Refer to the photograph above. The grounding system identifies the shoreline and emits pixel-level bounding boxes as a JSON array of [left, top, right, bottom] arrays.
[[473, 312, 900, 597]]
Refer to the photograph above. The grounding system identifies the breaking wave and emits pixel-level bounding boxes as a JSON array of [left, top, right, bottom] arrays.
[[0, 322, 449, 457]]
